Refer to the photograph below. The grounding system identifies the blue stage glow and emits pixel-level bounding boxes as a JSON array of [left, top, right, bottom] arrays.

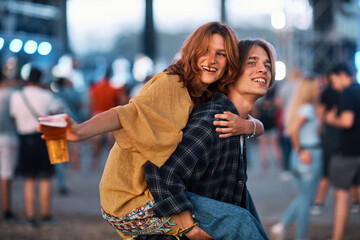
[[356, 51, 360, 83]]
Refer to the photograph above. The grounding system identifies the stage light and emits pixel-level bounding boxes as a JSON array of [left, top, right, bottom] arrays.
[[0, 37, 4, 50], [24, 40, 38, 54], [271, 10, 286, 30], [21, 63, 32, 81], [9, 39, 23, 53], [38, 41, 52, 55], [275, 61, 286, 81]]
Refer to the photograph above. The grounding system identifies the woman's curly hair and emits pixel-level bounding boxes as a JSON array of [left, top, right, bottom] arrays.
[[164, 21, 239, 107]]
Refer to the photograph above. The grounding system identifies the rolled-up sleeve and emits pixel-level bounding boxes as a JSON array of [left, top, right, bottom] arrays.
[[112, 72, 193, 168]]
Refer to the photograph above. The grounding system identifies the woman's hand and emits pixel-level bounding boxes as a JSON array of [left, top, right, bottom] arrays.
[[185, 226, 214, 240], [214, 111, 249, 138], [64, 114, 82, 142], [298, 149, 312, 165], [37, 114, 81, 142], [213, 112, 264, 138]]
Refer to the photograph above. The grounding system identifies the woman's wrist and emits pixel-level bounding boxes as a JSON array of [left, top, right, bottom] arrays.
[[295, 147, 303, 153], [246, 118, 256, 139]]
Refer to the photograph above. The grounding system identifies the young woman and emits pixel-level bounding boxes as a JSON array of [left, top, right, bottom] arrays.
[[39, 22, 264, 238], [271, 77, 323, 240]]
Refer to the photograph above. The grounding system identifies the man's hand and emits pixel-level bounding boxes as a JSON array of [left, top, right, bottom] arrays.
[[172, 211, 213, 240], [325, 107, 337, 125]]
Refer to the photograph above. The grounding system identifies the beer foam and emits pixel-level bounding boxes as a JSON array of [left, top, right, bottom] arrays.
[[40, 121, 67, 128], [38, 114, 67, 128]]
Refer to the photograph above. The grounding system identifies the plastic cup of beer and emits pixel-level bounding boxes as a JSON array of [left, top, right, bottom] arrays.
[[38, 114, 69, 165]]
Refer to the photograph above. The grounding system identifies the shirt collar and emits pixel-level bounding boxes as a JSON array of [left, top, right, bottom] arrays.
[[213, 92, 239, 116]]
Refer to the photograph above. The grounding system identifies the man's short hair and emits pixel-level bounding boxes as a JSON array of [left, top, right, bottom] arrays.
[[27, 67, 42, 84], [327, 62, 353, 77]]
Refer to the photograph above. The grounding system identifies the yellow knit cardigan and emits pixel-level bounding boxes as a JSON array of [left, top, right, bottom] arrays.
[[99, 72, 193, 217]]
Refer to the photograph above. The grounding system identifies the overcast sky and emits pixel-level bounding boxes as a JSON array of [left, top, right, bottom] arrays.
[[66, 0, 312, 54]]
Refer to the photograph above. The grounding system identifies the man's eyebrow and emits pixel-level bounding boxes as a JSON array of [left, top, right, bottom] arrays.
[[248, 56, 271, 63]]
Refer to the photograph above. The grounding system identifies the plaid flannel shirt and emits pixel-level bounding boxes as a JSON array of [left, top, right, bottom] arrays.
[[145, 93, 248, 218]]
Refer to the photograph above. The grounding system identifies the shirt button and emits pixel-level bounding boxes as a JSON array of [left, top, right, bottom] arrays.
[[238, 181, 242, 185]]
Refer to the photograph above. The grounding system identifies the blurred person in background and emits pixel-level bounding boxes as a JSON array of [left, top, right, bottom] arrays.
[[275, 67, 302, 181], [324, 63, 360, 240], [311, 74, 341, 215], [88, 67, 129, 170], [10, 67, 65, 228], [252, 85, 282, 170], [312, 73, 360, 216], [271, 77, 322, 240], [52, 77, 83, 195], [0, 70, 19, 221], [40, 22, 266, 239]]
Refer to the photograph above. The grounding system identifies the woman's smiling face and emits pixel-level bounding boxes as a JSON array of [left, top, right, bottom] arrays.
[[197, 33, 228, 88]]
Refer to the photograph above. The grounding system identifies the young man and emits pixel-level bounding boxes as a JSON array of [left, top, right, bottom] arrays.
[[325, 63, 360, 240], [144, 38, 276, 240]]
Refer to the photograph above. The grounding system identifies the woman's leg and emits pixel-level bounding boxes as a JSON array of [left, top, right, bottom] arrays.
[[187, 192, 269, 240], [279, 151, 301, 228], [280, 196, 301, 228], [295, 149, 322, 239]]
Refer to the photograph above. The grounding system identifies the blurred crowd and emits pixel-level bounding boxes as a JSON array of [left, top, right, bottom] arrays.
[[0, 55, 145, 229], [1, 56, 360, 240], [251, 64, 360, 240]]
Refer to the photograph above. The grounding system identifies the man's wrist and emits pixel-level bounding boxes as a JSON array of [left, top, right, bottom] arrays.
[[179, 221, 199, 235], [184, 225, 201, 238]]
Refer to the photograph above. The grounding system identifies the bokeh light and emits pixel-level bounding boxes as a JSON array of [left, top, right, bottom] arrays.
[[271, 10, 286, 30], [275, 61, 286, 81], [9, 39, 23, 53], [24, 40, 38, 54], [0, 37, 4, 50], [132, 54, 154, 82], [20, 63, 32, 81], [38, 41, 52, 55]]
